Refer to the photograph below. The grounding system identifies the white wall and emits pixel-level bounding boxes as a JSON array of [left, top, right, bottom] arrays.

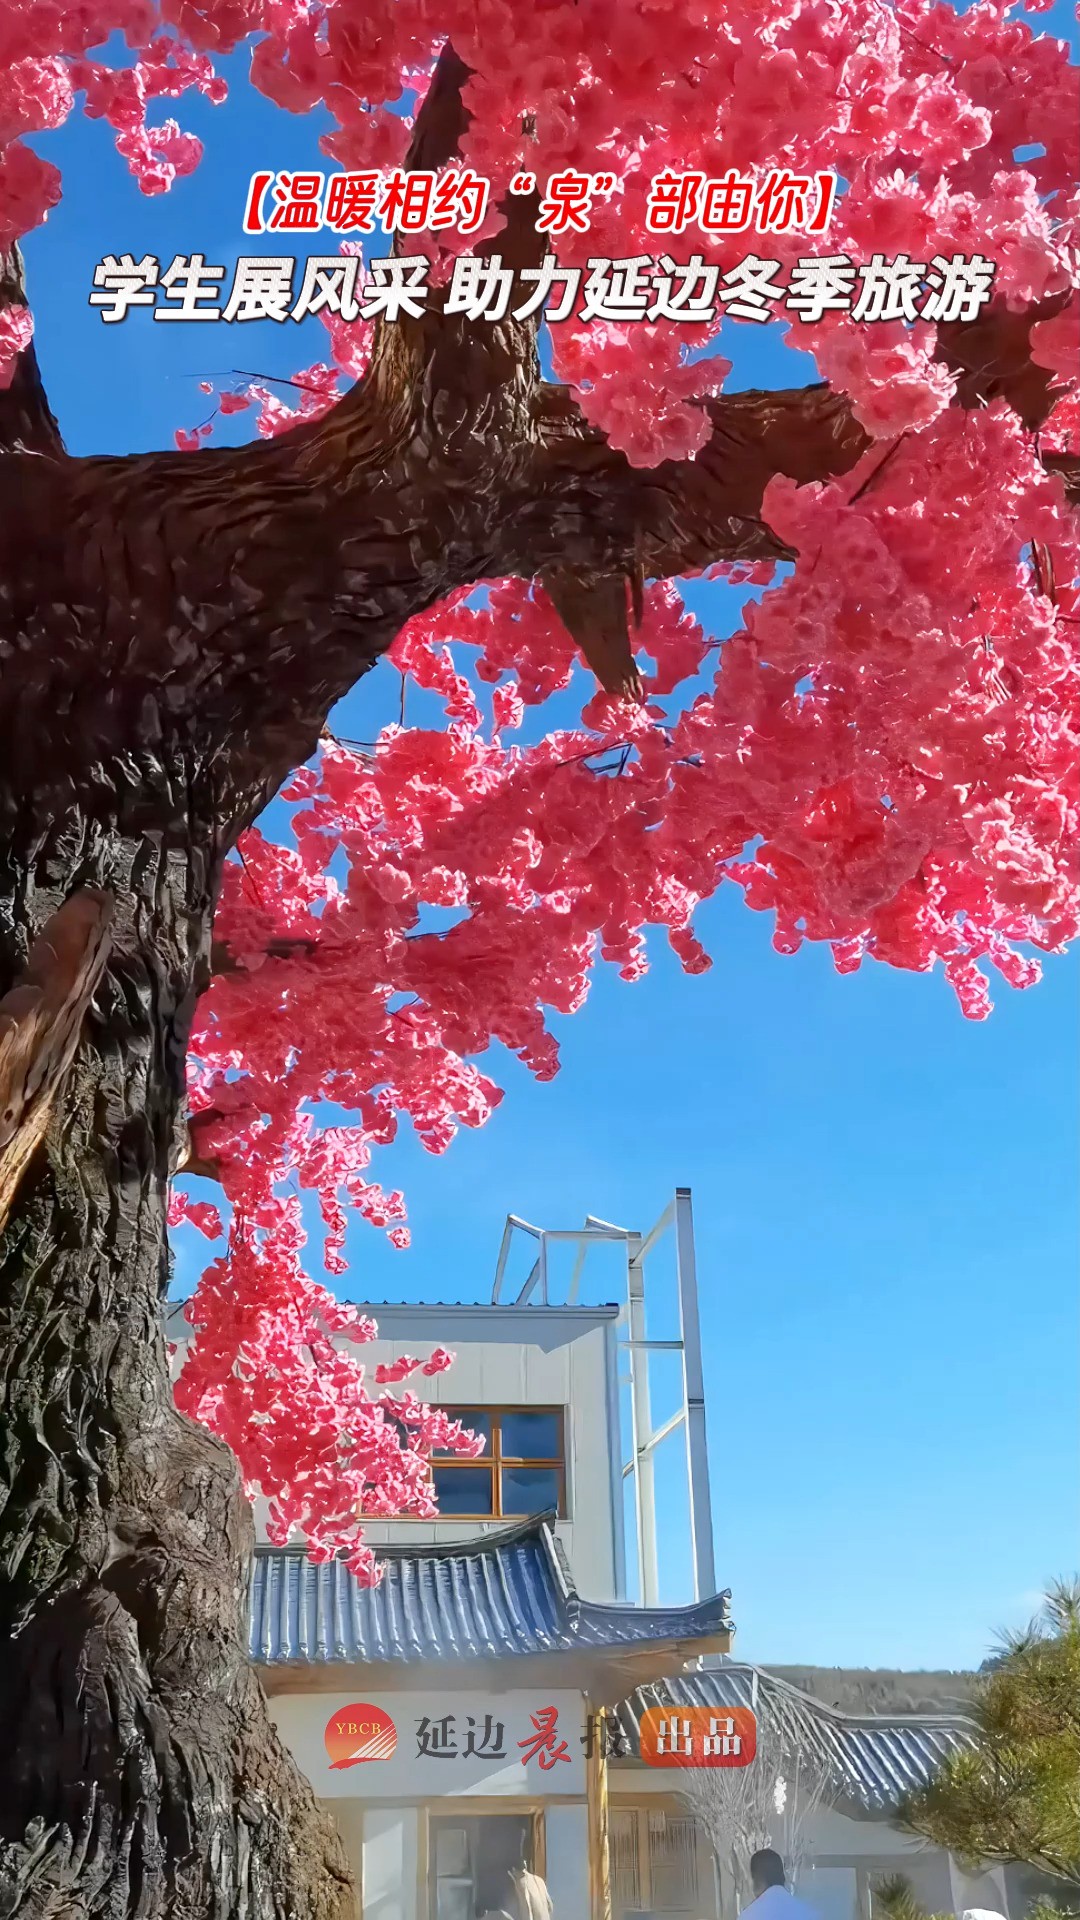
[[347, 1305, 621, 1599], [806, 1807, 951, 1861], [545, 1804, 590, 1914], [361, 1807, 418, 1920], [804, 1866, 859, 1920], [949, 1859, 1009, 1915], [269, 1690, 588, 1799]]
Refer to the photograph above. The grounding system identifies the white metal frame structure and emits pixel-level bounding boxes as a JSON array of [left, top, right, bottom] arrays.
[[491, 1188, 716, 1607]]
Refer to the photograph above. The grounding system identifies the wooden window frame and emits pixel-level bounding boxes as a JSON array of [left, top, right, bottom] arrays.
[[428, 1405, 566, 1521], [423, 1801, 547, 1914]]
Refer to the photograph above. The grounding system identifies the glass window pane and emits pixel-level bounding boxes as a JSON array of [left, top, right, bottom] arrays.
[[500, 1465, 561, 1516], [432, 1410, 492, 1457], [499, 1411, 561, 1460], [435, 1887, 473, 1920], [431, 1464, 494, 1516], [435, 1827, 470, 1877], [476, 1816, 532, 1899]]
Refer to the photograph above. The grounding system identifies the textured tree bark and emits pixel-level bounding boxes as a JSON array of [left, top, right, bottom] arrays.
[[0, 888, 114, 1233], [0, 789, 354, 1919], [0, 38, 1075, 1920]]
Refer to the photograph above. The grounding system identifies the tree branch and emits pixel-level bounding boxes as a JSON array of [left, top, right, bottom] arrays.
[[403, 41, 473, 173], [400, 41, 545, 274], [209, 936, 318, 976], [538, 570, 644, 699], [368, 39, 547, 450], [523, 378, 854, 585], [526, 299, 1079, 591], [1, 40, 1076, 802], [173, 1121, 222, 1183], [935, 299, 1072, 430]]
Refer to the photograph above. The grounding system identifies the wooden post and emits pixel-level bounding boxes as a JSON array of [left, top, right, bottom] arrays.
[[587, 1702, 612, 1920]]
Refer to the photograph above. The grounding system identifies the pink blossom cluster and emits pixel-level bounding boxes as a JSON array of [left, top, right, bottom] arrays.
[[5, 0, 1078, 1573], [173, 305, 1077, 1568], [170, 1206, 482, 1581], [3, 0, 1079, 420]]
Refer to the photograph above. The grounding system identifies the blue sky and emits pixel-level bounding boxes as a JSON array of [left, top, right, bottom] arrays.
[[20, 2, 1078, 1672]]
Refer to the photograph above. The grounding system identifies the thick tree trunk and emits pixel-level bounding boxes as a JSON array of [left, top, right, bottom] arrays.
[[0, 793, 354, 1918]]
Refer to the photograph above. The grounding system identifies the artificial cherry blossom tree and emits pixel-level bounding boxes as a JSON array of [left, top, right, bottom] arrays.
[[0, 2, 1077, 1914]]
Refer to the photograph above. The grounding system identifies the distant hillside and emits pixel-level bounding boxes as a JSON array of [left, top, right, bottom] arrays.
[[767, 1665, 979, 1717]]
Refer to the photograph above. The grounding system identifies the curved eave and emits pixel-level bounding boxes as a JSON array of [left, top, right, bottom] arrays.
[[612, 1667, 978, 1817], [249, 1513, 732, 1697]]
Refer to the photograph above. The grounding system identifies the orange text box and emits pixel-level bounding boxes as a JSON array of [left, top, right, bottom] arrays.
[[640, 1705, 757, 1768]]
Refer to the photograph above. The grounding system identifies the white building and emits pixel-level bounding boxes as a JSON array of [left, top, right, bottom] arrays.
[[300, 1298, 629, 1598], [249, 1514, 734, 1919], [169, 1192, 1008, 1920]]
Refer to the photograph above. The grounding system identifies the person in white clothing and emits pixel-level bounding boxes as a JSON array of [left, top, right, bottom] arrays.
[[511, 1866, 553, 1920], [740, 1850, 818, 1920]]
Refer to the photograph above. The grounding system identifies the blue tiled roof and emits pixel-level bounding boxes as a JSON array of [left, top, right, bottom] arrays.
[[613, 1665, 976, 1815], [248, 1526, 972, 1815], [248, 1513, 733, 1668]]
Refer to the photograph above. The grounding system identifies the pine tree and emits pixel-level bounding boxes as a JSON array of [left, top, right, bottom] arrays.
[[896, 1583, 1080, 1894]]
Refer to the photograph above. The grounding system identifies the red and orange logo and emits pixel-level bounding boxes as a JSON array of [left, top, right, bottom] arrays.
[[640, 1705, 756, 1769], [324, 1703, 397, 1769]]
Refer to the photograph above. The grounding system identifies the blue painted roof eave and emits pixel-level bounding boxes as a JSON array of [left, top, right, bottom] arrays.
[[247, 1512, 733, 1671]]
